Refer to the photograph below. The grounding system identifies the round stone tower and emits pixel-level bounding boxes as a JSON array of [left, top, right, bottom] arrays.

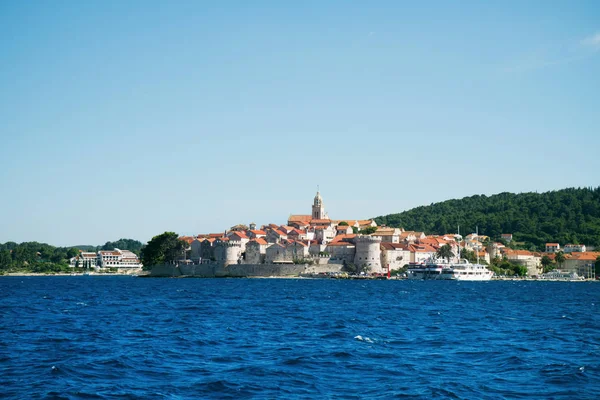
[[223, 241, 242, 267], [353, 235, 382, 273]]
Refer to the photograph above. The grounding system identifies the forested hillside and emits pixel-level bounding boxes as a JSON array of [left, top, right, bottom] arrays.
[[373, 187, 600, 248], [0, 238, 144, 273]]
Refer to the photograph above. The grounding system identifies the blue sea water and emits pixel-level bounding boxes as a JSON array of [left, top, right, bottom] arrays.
[[0, 277, 599, 399]]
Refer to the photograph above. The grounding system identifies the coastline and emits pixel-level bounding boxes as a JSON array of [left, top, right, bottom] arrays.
[[1, 272, 145, 277]]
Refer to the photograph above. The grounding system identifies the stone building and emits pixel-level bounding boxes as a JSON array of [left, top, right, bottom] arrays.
[[354, 235, 383, 273], [245, 238, 268, 264], [380, 243, 411, 271]]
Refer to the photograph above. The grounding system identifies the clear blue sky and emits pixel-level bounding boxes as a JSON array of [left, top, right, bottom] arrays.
[[1, 1, 599, 246]]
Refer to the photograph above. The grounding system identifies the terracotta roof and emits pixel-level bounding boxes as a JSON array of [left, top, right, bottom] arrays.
[[408, 243, 437, 253], [546, 243, 559, 246], [179, 236, 195, 244], [249, 230, 266, 235], [270, 229, 287, 237], [506, 250, 534, 256], [380, 243, 409, 250], [326, 242, 355, 247], [568, 252, 600, 261], [229, 231, 248, 239], [311, 219, 333, 225], [289, 215, 312, 223], [249, 238, 268, 245], [331, 234, 357, 243]]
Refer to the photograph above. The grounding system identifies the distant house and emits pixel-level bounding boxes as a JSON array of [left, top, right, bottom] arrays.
[[501, 234, 513, 243], [266, 228, 288, 243], [248, 230, 267, 239], [545, 243, 560, 253], [69, 251, 98, 268], [335, 225, 354, 236], [408, 243, 437, 263], [245, 238, 268, 264], [563, 244, 586, 253], [371, 227, 402, 243], [380, 243, 411, 271]]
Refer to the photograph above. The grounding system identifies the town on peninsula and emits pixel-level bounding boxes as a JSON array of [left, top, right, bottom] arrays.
[[1, 189, 599, 280]]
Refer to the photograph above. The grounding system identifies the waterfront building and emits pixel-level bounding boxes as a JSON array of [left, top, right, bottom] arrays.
[[380, 243, 411, 271], [504, 249, 542, 276], [562, 252, 600, 278], [98, 249, 142, 269], [69, 251, 98, 268]]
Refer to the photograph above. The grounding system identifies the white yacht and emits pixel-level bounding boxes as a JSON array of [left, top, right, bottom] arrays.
[[407, 259, 494, 281]]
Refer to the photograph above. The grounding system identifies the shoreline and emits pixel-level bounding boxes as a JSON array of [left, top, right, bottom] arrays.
[[2, 273, 595, 282]]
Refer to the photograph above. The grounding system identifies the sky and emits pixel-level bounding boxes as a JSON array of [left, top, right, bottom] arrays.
[[1, 0, 599, 246]]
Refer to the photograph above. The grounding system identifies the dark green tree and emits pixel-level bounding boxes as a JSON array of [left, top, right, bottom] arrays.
[[338, 221, 349, 226], [436, 244, 454, 262], [541, 255, 554, 273], [359, 226, 377, 235], [554, 251, 566, 270], [140, 232, 186, 270], [372, 187, 600, 248]]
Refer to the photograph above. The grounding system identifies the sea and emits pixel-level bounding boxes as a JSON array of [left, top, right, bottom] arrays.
[[0, 277, 599, 399]]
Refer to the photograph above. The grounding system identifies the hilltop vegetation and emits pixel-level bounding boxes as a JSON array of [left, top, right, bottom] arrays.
[[374, 187, 600, 249], [0, 238, 143, 274]]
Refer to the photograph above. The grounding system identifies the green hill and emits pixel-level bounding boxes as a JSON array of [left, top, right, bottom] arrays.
[[373, 187, 600, 249]]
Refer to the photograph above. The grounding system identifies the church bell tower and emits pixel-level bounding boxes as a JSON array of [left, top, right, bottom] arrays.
[[312, 190, 327, 220]]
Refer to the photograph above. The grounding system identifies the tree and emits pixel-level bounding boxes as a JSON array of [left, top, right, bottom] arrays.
[[359, 226, 377, 235], [140, 232, 186, 270], [372, 187, 600, 249], [352, 227, 359, 234], [338, 221, 349, 226], [342, 262, 372, 275], [541, 255, 554, 273], [554, 251, 566, 270], [436, 244, 454, 262], [512, 264, 528, 277], [0, 250, 12, 270], [229, 224, 249, 232]]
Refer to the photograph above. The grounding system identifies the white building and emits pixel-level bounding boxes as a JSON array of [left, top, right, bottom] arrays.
[[98, 248, 142, 269], [70, 251, 98, 268], [545, 243, 560, 253], [563, 244, 586, 253]]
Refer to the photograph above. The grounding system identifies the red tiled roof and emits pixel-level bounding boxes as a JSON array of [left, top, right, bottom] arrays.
[[229, 231, 248, 239], [250, 238, 268, 245], [331, 234, 357, 243], [568, 252, 600, 261], [326, 242, 355, 247], [289, 215, 312, 223], [380, 243, 409, 250], [311, 219, 332, 224], [271, 229, 287, 237]]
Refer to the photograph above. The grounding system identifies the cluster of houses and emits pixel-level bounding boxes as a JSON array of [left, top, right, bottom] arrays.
[[177, 191, 598, 278], [69, 248, 142, 270]]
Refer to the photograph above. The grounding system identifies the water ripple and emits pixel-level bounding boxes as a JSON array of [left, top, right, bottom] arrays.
[[1, 277, 599, 399]]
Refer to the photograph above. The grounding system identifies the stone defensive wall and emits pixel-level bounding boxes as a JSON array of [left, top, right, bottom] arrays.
[[149, 262, 344, 278]]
